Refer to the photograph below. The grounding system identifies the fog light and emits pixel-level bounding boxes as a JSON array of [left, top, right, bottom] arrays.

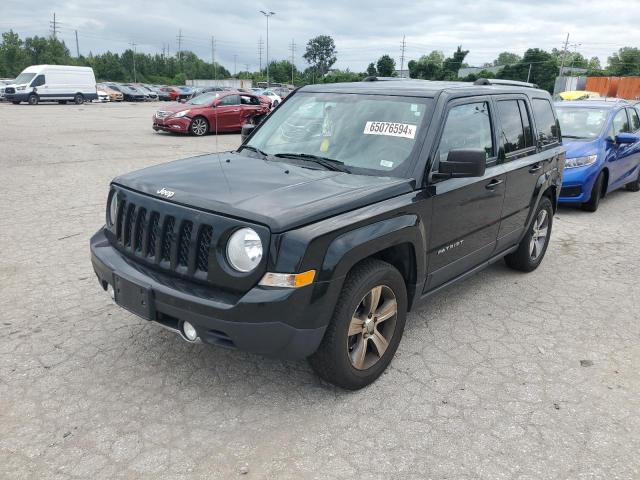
[[182, 321, 198, 341]]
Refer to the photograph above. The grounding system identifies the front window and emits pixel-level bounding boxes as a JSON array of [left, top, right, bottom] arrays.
[[186, 92, 219, 105], [244, 92, 433, 176], [14, 72, 36, 84], [437, 102, 494, 164], [556, 107, 609, 140]]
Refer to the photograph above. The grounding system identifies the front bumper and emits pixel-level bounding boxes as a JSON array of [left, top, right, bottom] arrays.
[[153, 115, 190, 133], [5, 92, 30, 102], [90, 229, 327, 359], [558, 164, 601, 204]]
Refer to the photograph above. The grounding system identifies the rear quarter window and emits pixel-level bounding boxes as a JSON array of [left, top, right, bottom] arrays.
[[532, 98, 559, 146]]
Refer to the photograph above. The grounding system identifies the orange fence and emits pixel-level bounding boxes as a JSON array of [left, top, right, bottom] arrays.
[[617, 77, 640, 100], [585, 77, 619, 98]]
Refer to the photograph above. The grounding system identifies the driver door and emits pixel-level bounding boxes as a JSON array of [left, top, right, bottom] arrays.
[[214, 94, 242, 131], [426, 98, 506, 291]]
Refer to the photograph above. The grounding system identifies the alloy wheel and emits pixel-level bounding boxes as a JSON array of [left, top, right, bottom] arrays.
[[529, 209, 549, 260], [347, 285, 397, 370], [191, 118, 207, 136]]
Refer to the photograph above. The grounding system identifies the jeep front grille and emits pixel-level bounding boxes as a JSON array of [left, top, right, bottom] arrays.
[[114, 198, 214, 279]]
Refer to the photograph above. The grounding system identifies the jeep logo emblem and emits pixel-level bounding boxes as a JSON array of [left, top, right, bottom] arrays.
[[156, 187, 175, 198]]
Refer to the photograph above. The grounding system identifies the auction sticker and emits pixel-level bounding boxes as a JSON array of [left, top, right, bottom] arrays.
[[363, 121, 417, 139]]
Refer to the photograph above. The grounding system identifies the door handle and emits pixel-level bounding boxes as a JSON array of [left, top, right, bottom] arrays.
[[232, 109, 240, 112], [529, 164, 542, 173], [485, 179, 504, 190]]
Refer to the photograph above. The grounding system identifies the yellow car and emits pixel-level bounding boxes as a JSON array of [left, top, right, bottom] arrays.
[[557, 90, 601, 101], [97, 84, 124, 102]]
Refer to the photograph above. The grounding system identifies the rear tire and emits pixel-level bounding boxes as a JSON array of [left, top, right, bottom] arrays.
[[505, 196, 553, 272], [625, 169, 640, 192], [189, 116, 209, 136], [309, 259, 407, 390], [581, 171, 604, 212], [74, 94, 84, 105], [28, 94, 38, 105]]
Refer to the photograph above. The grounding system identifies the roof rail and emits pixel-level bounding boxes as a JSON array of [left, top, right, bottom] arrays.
[[362, 76, 407, 82], [474, 78, 539, 89]]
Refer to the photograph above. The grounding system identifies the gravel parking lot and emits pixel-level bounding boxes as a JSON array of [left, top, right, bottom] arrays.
[[1, 101, 639, 480]]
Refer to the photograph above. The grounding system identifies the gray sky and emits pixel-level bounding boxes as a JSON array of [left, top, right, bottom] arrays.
[[1, 0, 637, 73]]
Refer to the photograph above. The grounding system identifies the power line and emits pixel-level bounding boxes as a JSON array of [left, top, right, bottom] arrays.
[[49, 12, 60, 38], [176, 29, 183, 62], [289, 39, 296, 84], [399, 35, 406, 78]]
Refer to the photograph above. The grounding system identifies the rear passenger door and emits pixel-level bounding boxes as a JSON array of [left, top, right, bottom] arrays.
[[609, 109, 632, 188], [495, 96, 554, 251], [426, 98, 506, 290], [623, 107, 640, 180]]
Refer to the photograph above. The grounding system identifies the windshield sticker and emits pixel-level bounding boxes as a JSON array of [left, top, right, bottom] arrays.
[[364, 121, 417, 139], [380, 160, 394, 168]]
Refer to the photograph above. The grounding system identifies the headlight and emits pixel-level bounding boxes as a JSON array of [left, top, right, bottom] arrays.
[[565, 155, 597, 169], [226, 228, 263, 272], [108, 192, 118, 226], [173, 110, 189, 118]]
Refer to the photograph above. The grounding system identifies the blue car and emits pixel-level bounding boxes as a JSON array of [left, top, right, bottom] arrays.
[[555, 99, 640, 211]]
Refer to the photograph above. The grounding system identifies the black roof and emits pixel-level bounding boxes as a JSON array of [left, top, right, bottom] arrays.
[[299, 79, 549, 98]]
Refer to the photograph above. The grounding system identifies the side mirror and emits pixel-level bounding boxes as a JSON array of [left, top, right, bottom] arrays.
[[435, 149, 486, 179], [241, 123, 257, 142], [615, 132, 638, 144]]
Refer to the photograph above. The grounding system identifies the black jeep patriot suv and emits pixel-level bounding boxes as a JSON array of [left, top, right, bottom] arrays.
[[91, 78, 564, 389]]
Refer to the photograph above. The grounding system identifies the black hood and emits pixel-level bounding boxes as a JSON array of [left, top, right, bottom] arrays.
[[113, 152, 414, 232]]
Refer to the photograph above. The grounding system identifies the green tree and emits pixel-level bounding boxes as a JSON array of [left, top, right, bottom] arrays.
[[498, 48, 558, 92], [263, 59, 298, 84], [408, 57, 440, 80], [424, 50, 444, 67], [494, 51, 521, 66], [366, 62, 377, 76], [376, 54, 396, 76], [0, 30, 27, 76], [303, 35, 337, 77], [441, 46, 469, 80], [608, 47, 640, 76]]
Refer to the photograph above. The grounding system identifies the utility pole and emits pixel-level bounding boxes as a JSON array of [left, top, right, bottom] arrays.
[[260, 10, 276, 87], [526, 63, 532, 83], [176, 29, 183, 63], [399, 35, 406, 78], [130, 42, 137, 82], [75, 30, 80, 57], [559, 33, 570, 76], [233, 54, 238, 77], [49, 12, 60, 38], [289, 39, 296, 85], [211, 36, 217, 82], [258, 37, 264, 72]]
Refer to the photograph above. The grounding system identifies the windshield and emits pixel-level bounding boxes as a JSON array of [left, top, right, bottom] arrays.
[[187, 92, 219, 105], [14, 72, 36, 84], [556, 107, 609, 139], [244, 92, 433, 176]]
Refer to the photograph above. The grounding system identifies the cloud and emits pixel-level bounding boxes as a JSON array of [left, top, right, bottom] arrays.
[[1, 0, 637, 72]]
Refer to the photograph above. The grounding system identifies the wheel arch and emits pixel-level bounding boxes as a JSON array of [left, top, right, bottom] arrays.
[[600, 167, 610, 196]]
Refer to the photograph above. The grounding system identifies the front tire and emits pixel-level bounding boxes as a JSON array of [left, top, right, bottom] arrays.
[[309, 259, 407, 390], [28, 94, 38, 105], [189, 116, 209, 136], [74, 94, 84, 105], [505, 196, 553, 272], [625, 169, 640, 192], [582, 172, 604, 212]]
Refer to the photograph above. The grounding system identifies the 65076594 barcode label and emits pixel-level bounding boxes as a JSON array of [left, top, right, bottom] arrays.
[[363, 121, 417, 139]]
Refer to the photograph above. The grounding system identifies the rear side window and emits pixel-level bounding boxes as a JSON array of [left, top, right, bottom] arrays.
[[532, 98, 559, 146], [628, 108, 640, 131], [32, 75, 45, 87], [437, 101, 494, 164], [497, 99, 533, 155], [220, 95, 240, 106]]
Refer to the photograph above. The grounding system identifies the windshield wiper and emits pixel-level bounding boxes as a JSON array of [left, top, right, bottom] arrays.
[[240, 145, 269, 158], [273, 153, 351, 173]]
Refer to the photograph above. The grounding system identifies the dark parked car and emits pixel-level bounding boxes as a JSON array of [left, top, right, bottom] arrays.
[[106, 83, 145, 101], [91, 78, 565, 389]]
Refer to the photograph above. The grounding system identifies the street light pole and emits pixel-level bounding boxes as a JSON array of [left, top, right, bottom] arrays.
[[260, 10, 275, 87]]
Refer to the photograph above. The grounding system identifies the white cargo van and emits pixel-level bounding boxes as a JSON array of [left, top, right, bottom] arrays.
[[5, 65, 97, 105]]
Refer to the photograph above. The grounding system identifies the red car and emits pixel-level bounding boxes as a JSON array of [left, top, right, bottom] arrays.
[[152, 91, 269, 136], [159, 86, 190, 101]]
